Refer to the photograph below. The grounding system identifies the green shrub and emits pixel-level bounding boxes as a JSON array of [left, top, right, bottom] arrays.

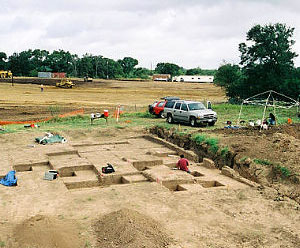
[[192, 134, 219, 153], [192, 134, 206, 144], [220, 146, 229, 158], [205, 137, 219, 154]]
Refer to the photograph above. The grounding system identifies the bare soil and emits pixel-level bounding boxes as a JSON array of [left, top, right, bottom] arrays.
[[93, 208, 173, 248], [12, 215, 85, 248], [0, 128, 299, 248], [0, 79, 225, 121]]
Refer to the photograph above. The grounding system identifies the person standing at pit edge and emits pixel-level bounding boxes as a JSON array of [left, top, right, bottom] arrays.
[[177, 154, 190, 173], [40, 84, 44, 92]]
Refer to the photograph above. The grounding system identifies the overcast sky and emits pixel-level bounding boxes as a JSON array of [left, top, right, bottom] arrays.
[[1, 0, 299, 69]]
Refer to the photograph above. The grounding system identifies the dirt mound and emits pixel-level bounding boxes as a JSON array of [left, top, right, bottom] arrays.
[[93, 208, 173, 248], [13, 215, 84, 248]]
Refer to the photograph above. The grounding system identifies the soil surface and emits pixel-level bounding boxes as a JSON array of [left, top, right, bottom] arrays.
[[150, 124, 300, 204], [12, 215, 85, 248], [0, 128, 299, 248], [94, 208, 173, 248], [0, 79, 225, 121]]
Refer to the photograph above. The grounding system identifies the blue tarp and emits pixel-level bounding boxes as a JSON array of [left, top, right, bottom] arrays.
[[0, 170, 17, 186]]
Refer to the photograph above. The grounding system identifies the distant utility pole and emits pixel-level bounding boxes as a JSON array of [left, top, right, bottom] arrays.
[[95, 57, 99, 78], [106, 60, 109, 79]]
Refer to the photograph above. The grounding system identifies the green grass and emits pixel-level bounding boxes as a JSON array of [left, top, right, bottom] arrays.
[[122, 111, 153, 118], [213, 104, 299, 126], [240, 156, 249, 162], [48, 105, 61, 116], [0, 241, 5, 247], [253, 158, 272, 166], [0, 103, 299, 134], [275, 165, 291, 178], [192, 134, 219, 154]]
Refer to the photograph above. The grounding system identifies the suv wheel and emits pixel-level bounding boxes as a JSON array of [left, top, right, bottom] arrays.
[[158, 111, 163, 118], [190, 117, 197, 127], [167, 114, 173, 124], [208, 121, 215, 126]]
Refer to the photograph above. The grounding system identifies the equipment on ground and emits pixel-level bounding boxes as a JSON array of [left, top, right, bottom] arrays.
[[237, 90, 300, 129], [56, 79, 75, 88], [0, 170, 17, 186], [84, 76, 93, 82], [0, 70, 12, 78]]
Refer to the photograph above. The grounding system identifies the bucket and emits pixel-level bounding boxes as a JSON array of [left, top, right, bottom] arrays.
[[104, 110, 109, 118]]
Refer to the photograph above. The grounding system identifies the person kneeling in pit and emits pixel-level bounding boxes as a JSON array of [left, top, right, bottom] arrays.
[[177, 154, 190, 173]]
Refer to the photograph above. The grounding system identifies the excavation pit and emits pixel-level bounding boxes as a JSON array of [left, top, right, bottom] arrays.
[[132, 159, 163, 171], [13, 161, 50, 172], [62, 170, 100, 189], [16, 166, 33, 172], [198, 180, 225, 188], [191, 171, 204, 177], [60, 171, 77, 177], [162, 180, 194, 191]]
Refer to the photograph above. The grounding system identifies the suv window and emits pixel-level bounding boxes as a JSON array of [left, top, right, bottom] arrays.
[[188, 102, 206, 110], [157, 102, 164, 107], [165, 101, 175, 108], [175, 102, 181, 110], [181, 103, 188, 111]]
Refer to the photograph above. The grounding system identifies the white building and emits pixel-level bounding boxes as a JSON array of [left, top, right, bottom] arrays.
[[172, 75, 214, 83]]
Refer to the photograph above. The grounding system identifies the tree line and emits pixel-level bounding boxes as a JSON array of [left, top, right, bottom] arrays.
[[215, 23, 300, 100], [0, 50, 215, 79]]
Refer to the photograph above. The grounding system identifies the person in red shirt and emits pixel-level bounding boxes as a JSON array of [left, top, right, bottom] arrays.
[[177, 154, 190, 173]]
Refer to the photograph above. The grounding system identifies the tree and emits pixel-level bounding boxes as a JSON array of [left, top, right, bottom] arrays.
[[45, 50, 73, 74], [155, 62, 180, 76], [133, 67, 151, 79], [215, 63, 245, 101], [78, 53, 94, 77], [186, 67, 203, 75], [8, 50, 34, 76], [0, 52, 7, 70], [118, 57, 138, 77], [239, 23, 298, 98]]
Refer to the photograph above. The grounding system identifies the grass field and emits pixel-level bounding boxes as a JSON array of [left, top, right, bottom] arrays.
[[1, 104, 298, 134]]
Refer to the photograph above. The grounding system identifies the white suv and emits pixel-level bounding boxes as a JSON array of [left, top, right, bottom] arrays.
[[163, 100, 217, 127]]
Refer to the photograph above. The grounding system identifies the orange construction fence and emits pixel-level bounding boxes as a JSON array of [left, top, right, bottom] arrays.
[[0, 109, 84, 125]]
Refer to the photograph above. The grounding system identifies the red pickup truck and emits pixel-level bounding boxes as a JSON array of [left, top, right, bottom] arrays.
[[148, 96, 180, 117]]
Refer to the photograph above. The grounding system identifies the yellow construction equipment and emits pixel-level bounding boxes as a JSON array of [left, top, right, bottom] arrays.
[[56, 78, 75, 88], [0, 70, 12, 78]]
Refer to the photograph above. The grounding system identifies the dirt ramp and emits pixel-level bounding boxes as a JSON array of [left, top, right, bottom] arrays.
[[13, 215, 84, 248], [93, 208, 173, 248]]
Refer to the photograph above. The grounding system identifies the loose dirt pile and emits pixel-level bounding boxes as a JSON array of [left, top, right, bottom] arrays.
[[93, 208, 173, 248], [12, 215, 84, 248]]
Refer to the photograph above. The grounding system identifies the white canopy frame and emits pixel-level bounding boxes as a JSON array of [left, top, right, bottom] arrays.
[[237, 90, 299, 126]]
